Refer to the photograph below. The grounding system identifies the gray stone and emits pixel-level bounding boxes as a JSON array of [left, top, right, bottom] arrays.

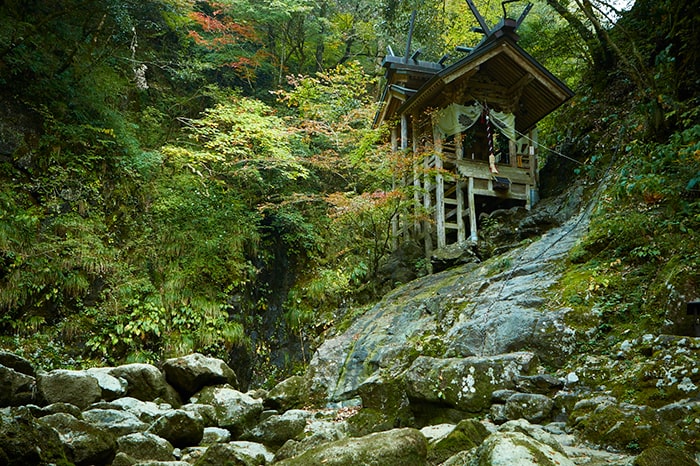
[[274, 418, 348, 461], [147, 409, 204, 448], [489, 404, 508, 424], [86, 367, 128, 400], [34, 402, 83, 419], [115, 432, 174, 462], [82, 408, 149, 436], [515, 374, 565, 395], [265, 375, 311, 411], [100, 396, 172, 423], [109, 363, 181, 407], [503, 393, 555, 424], [193, 442, 269, 465], [0, 351, 35, 376], [405, 353, 537, 414], [473, 431, 575, 466], [498, 419, 567, 455], [424, 419, 489, 464], [0, 365, 35, 407], [274, 427, 428, 466], [200, 426, 231, 445], [39, 412, 117, 465], [163, 353, 238, 399], [36, 369, 102, 409], [239, 409, 308, 447], [0, 406, 69, 465], [190, 385, 263, 437], [182, 402, 218, 427]]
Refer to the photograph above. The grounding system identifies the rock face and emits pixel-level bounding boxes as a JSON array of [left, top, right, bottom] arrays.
[[307, 205, 588, 403], [405, 353, 537, 416]]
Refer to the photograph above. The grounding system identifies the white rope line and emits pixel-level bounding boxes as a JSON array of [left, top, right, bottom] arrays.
[[511, 127, 584, 165]]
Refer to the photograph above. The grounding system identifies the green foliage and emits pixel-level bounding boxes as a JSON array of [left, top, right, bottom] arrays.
[[618, 125, 700, 207]]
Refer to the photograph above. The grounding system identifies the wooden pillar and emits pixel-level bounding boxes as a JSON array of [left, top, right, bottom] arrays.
[[391, 126, 399, 250], [423, 150, 433, 258], [412, 117, 421, 236], [456, 134, 466, 244], [509, 139, 517, 167], [468, 177, 477, 242], [433, 125, 445, 249]]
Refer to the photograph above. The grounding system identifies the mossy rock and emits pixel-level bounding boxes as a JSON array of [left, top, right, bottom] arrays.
[[571, 402, 683, 452], [274, 427, 428, 466], [346, 408, 396, 437], [0, 407, 71, 466], [633, 445, 697, 466], [265, 375, 311, 411], [357, 375, 414, 428], [427, 419, 488, 465]]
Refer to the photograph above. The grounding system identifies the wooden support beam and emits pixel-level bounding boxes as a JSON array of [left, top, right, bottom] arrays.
[[413, 116, 421, 236], [434, 125, 446, 249], [391, 125, 399, 250], [423, 150, 433, 259], [457, 180, 466, 243], [468, 177, 478, 242]]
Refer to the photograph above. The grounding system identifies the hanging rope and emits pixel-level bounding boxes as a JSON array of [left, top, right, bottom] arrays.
[[484, 104, 499, 173]]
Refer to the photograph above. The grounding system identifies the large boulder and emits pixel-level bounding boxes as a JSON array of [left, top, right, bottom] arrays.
[[274, 427, 428, 466], [81, 408, 149, 436], [633, 445, 698, 466], [147, 409, 204, 448], [163, 353, 238, 400], [194, 442, 274, 466], [265, 375, 311, 411], [86, 367, 128, 400], [94, 396, 171, 423], [190, 385, 263, 437], [239, 409, 308, 448], [405, 352, 537, 422], [422, 419, 489, 465], [503, 393, 555, 424], [0, 406, 69, 466], [0, 365, 35, 406], [570, 398, 683, 453], [36, 369, 102, 409], [113, 432, 174, 464], [109, 363, 181, 407], [356, 374, 414, 428], [274, 418, 349, 461], [473, 431, 575, 466], [0, 351, 35, 376], [39, 412, 117, 465]]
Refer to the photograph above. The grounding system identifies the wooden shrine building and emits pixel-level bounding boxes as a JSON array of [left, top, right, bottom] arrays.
[[375, 1, 574, 257]]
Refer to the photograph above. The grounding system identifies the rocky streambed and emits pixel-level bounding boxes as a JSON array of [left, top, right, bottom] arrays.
[[1, 341, 698, 465], [2, 190, 699, 465]]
